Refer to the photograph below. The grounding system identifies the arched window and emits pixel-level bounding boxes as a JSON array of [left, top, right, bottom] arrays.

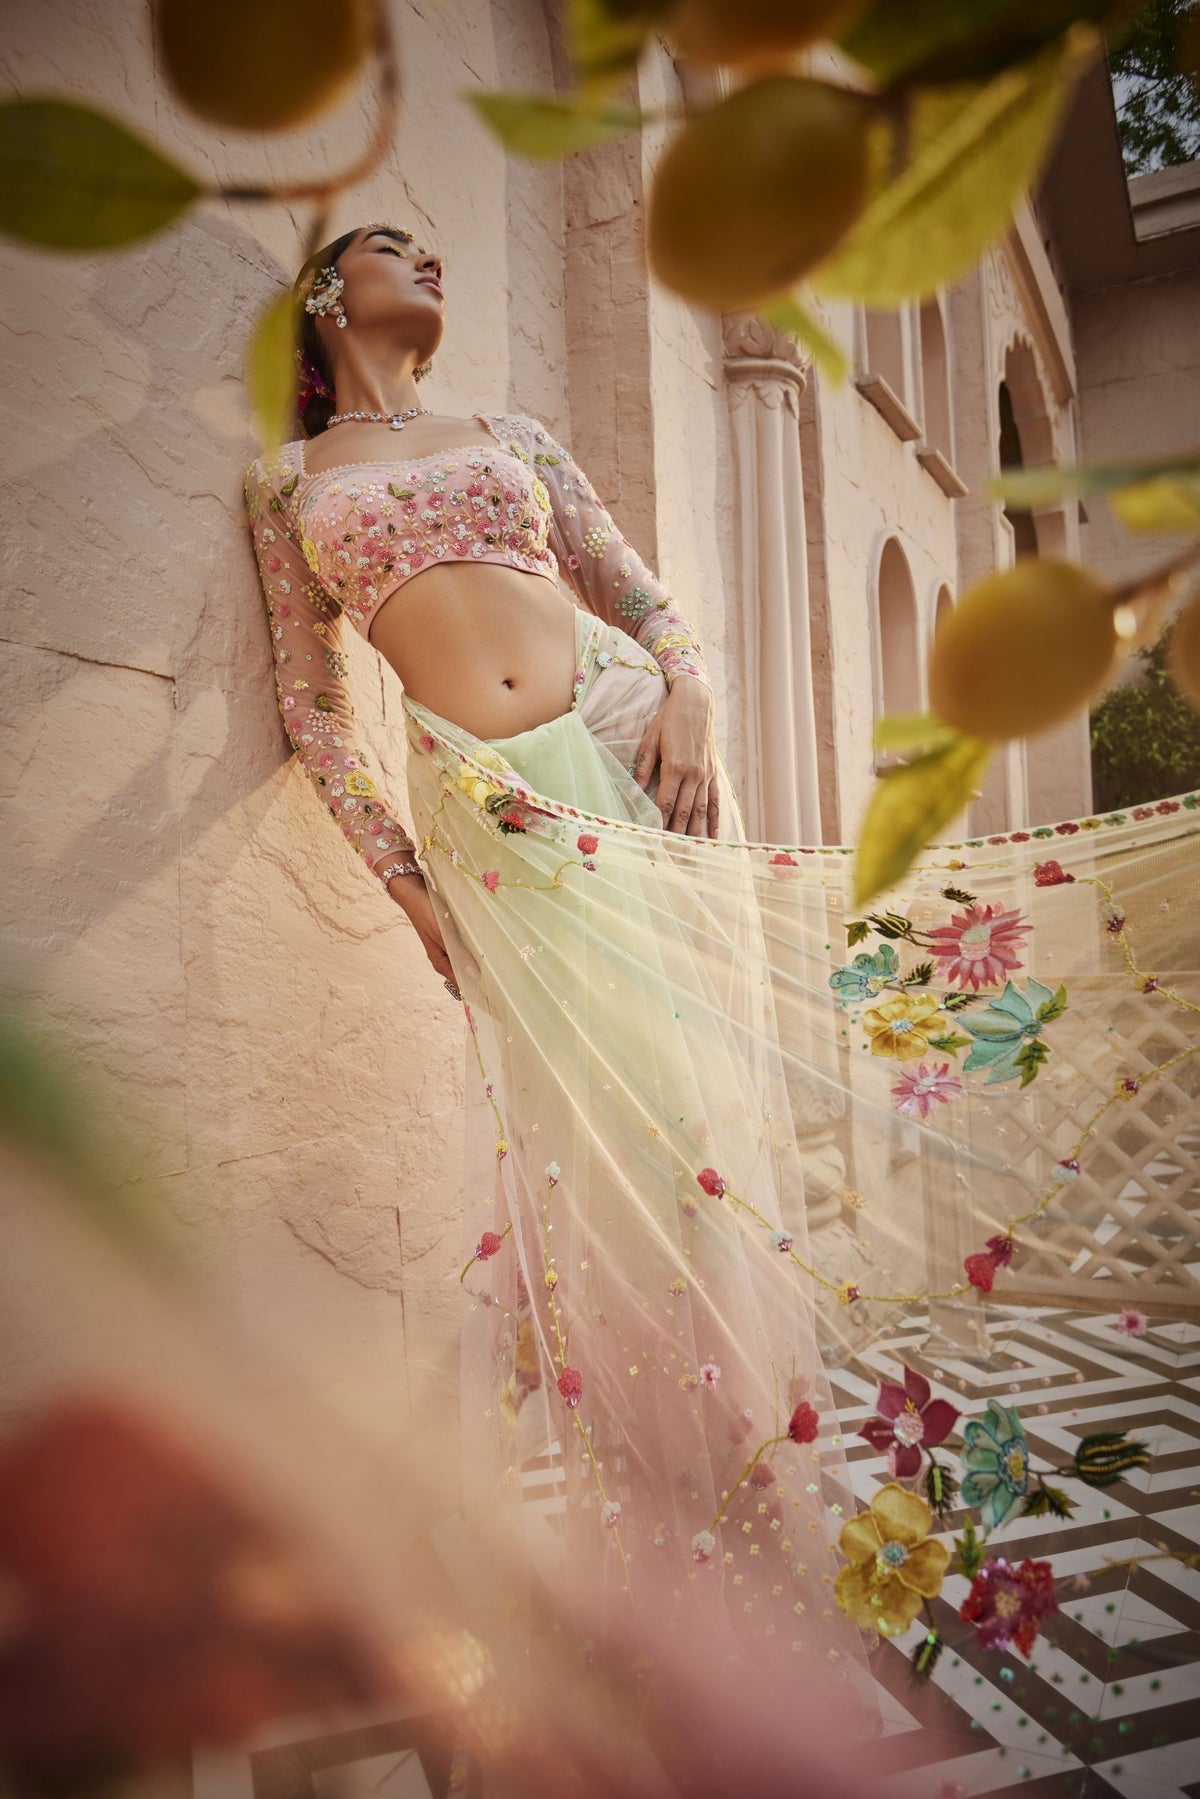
[[875, 539, 920, 751], [933, 584, 953, 644]]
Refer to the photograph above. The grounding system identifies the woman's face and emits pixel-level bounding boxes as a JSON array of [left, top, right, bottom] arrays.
[[327, 226, 446, 354]]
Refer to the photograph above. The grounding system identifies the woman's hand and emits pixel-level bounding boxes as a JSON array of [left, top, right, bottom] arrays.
[[633, 676, 720, 837], [390, 874, 457, 984]]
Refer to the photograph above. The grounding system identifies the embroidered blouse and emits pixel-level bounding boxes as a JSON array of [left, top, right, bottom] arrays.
[[243, 409, 711, 889]]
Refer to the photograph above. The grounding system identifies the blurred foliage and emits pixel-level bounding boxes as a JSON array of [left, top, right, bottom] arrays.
[[1109, 0, 1200, 173], [1091, 623, 1200, 808]]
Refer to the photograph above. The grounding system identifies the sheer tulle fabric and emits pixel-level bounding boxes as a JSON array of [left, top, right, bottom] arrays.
[[401, 606, 1200, 1694]]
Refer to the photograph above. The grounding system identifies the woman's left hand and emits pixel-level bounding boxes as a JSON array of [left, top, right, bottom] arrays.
[[633, 676, 720, 837]]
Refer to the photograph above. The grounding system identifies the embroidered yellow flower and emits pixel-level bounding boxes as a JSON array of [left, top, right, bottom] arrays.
[[343, 771, 378, 798], [862, 992, 944, 1059], [459, 772, 505, 808], [299, 534, 321, 573], [834, 1483, 950, 1638], [531, 477, 550, 512]]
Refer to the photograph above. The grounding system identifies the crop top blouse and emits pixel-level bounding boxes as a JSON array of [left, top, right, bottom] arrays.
[[243, 409, 712, 891]]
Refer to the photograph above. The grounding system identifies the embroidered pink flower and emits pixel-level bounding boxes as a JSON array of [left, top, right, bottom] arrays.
[[927, 902, 1029, 991], [769, 852, 798, 866], [890, 1061, 962, 1120], [959, 1556, 1059, 1658], [577, 832, 599, 855], [858, 1365, 960, 1478], [750, 1462, 776, 1488], [481, 870, 500, 893], [696, 1167, 726, 1198], [698, 1361, 721, 1388], [788, 1402, 820, 1444], [475, 1231, 504, 1261], [964, 1234, 1015, 1293], [557, 1367, 583, 1407], [1114, 1308, 1148, 1337], [418, 733, 436, 753]]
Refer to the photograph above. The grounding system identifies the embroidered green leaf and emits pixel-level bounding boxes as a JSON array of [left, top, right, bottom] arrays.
[[942, 991, 980, 1012], [904, 961, 935, 987], [812, 30, 1093, 304], [279, 472, 299, 497], [874, 713, 960, 756], [928, 1032, 971, 1055], [867, 912, 917, 941], [854, 732, 992, 907], [910, 1629, 945, 1682], [1072, 1432, 1152, 1487], [463, 87, 645, 159], [248, 289, 300, 455], [953, 1517, 984, 1580], [941, 885, 977, 905], [1015, 1038, 1050, 1087], [846, 920, 871, 947], [758, 291, 849, 387], [388, 485, 416, 499], [1036, 984, 1069, 1024], [533, 452, 563, 467], [924, 1459, 960, 1518], [1021, 1483, 1076, 1521], [0, 97, 200, 249]]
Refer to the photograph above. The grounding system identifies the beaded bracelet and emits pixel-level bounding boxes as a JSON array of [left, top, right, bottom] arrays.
[[379, 859, 423, 882]]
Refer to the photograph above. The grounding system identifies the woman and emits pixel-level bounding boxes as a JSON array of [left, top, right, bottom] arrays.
[[244, 223, 1199, 1726]]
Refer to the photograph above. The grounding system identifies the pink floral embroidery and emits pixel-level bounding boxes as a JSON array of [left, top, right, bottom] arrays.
[[927, 902, 1029, 992], [698, 1361, 722, 1388], [964, 1234, 1015, 1292], [1114, 1308, 1148, 1337], [788, 1402, 820, 1444], [696, 1167, 726, 1198], [769, 852, 798, 867], [890, 1061, 963, 1120], [482, 870, 500, 893], [577, 832, 599, 855], [418, 733, 436, 753], [858, 1365, 960, 1478], [557, 1367, 583, 1407], [475, 1231, 504, 1261]]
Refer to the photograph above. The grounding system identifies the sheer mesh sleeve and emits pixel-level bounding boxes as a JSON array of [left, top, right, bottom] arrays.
[[243, 453, 418, 890], [524, 416, 711, 691]]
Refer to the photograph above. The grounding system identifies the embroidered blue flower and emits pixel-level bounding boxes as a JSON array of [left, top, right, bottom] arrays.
[[961, 977, 1068, 1087], [829, 944, 900, 1006], [961, 1400, 1031, 1534]]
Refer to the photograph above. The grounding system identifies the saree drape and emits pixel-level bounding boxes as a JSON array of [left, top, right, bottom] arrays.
[[400, 604, 1200, 1714]]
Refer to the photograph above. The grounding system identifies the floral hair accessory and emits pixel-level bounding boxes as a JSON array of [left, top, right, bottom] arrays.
[[295, 346, 332, 413]]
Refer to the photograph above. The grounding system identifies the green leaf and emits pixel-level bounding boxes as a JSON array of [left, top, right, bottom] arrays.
[[942, 990, 979, 1012], [854, 733, 992, 907], [758, 293, 849, 387], [1036, 984, 1069, 1024], [954, 1517, 984, 1580], [812, 30, 1095, 305], [874, 712, 960, 755], [904, 961, 935, 987], [0, 97, 201, 250], [846, 920, 871, 946], [941, 885, 977, 904], [248, 291, 300, 456], [928, 1032, 971, 1054], [1021, 1483, 1077, 1520], [991, 452, 1200, 511], [1015, 1037, 1050, 1087], [910, 1628, 945, 1681], [1109, 471, 1200, 534], [925, 1459, 960, 1517], [565, 0, 673, 88], [839, 0, 1126, 86], [463, 87, 644, 159]]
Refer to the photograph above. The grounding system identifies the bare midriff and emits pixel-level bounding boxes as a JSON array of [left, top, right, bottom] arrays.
[[367, 559, 581, 740]]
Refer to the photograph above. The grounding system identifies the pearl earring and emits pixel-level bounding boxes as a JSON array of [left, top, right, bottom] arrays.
[[306, 266, 348, 330]]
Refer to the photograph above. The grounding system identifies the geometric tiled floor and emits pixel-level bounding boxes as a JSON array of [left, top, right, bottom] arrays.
[[839, 1307, 1200, 1799], [194, 1306, 1199, 1799]]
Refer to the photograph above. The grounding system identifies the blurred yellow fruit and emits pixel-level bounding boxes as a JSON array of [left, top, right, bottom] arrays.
[[157, 0, 374, 133], [647, 77, 870, 310], [1167, 593, 1200, 711], [928, 559, 1118, 741], [667, 0, 865, 66]]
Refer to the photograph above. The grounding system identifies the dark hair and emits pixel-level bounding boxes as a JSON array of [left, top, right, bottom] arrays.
[[293, 227, 361, 439]]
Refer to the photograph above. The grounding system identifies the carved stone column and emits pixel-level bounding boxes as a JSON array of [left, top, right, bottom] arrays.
[[722, 315, 822, 846]]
